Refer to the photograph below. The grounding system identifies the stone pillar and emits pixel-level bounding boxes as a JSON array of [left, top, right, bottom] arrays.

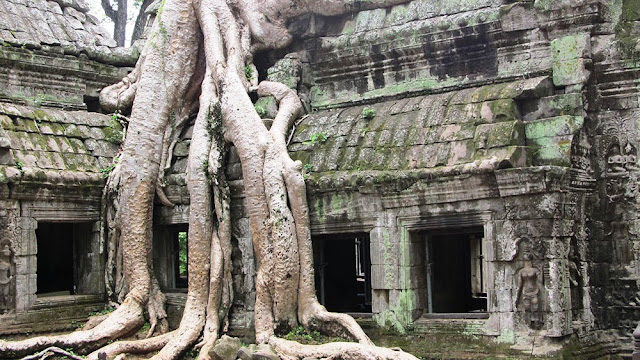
[[370, 225, 402, 330], [13, 217, 37, 312], [0, 200, 18, 314]]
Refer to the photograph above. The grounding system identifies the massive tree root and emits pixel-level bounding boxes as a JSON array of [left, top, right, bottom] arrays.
[[0, 0, 418, 359]]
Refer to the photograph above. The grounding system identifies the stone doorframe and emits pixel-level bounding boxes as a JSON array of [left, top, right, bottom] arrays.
[[369, 211, 495, 332], [14, 200, 103, 312]]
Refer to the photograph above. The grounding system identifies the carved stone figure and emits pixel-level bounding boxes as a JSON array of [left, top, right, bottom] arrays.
[[0, 243, 13, 314], [516, 240, 543, 330], [570, 132, 592, 173], [516, 255, 540, 312], [625, 143, 637, 170], [607, 141, 626, 173]]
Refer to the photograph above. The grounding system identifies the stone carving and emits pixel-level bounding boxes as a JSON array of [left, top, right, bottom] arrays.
[[568, 240, 583, 311], [515, 239, 543, 330], [603, 135, 639, 204], [0, 242, 13, 314], [605, 136, 638, 174], [570, 131, 592, 173], [625, 142, 637, 171], [607, 138, 625, 174]]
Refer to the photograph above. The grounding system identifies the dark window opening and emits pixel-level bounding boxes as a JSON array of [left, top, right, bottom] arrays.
[[424, 227, 486, 314], [175, 230, 188, 289], [313, 233, 372, 313], [36, 222, 92, 296], [83, 95, 101, 113]]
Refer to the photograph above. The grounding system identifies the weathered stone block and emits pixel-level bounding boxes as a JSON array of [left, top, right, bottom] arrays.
[[522, 93, 583, 122], [371, 263, 398, 289], [525, 116, 584, 139], [232, 218, 251, 239], [266, 55, 301, 90], [370, 236, 397, 266], [475, 121, 525, 150], [526, 135, 572, 165], [551, 33, 591, 61], [398, 265, 426, 289], [546, 310, 572, 337], [588, 262, 610, 287], [496, 288, 514, 312], [371, 289, 389, 313], [500, 3, 537, 32], [553, 58, 588, 86], [496, 312, 516, 343], [13, 254, 35, 276]]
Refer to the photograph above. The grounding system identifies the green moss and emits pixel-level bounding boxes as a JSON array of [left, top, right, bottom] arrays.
[[31, 109, 49, 121], [283, 326, 348, 344], [313, 197, 326, 223], [615, 0, 640, 62], [551, 34, 589, 61], [486, 99, 519, 122], [103, 116, 124, 144], [361, 107, 376, 119], [524, 116, 584, 139], [623, 0, 640, 20], [528, 136, 572, 165]]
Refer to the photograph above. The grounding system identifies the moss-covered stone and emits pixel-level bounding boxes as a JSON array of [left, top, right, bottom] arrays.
[[525, 116, 584, 139], [551, 33, 590, 61]]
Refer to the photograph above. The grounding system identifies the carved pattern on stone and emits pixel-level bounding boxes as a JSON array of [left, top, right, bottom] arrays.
[[570, 130, 592, 173], [607, 137, 625, 174], [0, 241, 13, 314]]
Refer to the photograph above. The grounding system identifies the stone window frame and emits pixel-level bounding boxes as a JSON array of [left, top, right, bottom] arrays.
[[15, 200, 103, 312], [398, 211, 495, 318]]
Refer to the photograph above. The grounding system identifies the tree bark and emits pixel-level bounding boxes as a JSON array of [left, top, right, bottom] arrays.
[[101, 0, 127, 47], [131, 0, 154, 43]]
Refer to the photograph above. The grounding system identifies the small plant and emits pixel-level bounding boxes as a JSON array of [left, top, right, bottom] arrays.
[[178, 231, 188, 277], [302, 163, 313, 180], [283, 326, 342, 345], [284, 326, 317, 341], [303, 132, 328, 146], [14, 160, 23, 170], [141, 322, 151, 332], [89, 306, 116, 317], [244, 65, 253, 81], [99, 156, 119, 179], [105, 111, 128, 145], [255, 104, 267, 118], [64, 347, 84, 358], [361, 107, 376, 119]]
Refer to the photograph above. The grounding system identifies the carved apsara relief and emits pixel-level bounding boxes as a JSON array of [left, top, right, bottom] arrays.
[[0, 241, 13, 314], [515, 238, 544, 330], [604, 135, 639, 203]]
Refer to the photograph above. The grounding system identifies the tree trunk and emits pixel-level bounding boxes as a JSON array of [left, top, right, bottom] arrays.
[[131, 0, 153, 43], [113, 0, 127, 47]]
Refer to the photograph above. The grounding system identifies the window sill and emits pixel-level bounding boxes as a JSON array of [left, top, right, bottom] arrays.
[[33, 294, 104, 309]]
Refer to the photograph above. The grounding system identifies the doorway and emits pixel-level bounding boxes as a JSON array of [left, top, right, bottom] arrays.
[[424, 227, 486, 314], [313, 233, 372, 313], [36, 222, 92, 296]]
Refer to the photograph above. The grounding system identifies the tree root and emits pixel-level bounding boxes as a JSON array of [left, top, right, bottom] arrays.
[[0, 298, 145, 358], [86, 332, 174, 360], [20, 346, 85, 360], [269, 337, 420, 360]]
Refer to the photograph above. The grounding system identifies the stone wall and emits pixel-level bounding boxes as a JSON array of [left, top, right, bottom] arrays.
[[0, 0, 134, 334]]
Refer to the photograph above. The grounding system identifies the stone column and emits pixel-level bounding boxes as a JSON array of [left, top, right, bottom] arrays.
[[13, 217, 37, 312]]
